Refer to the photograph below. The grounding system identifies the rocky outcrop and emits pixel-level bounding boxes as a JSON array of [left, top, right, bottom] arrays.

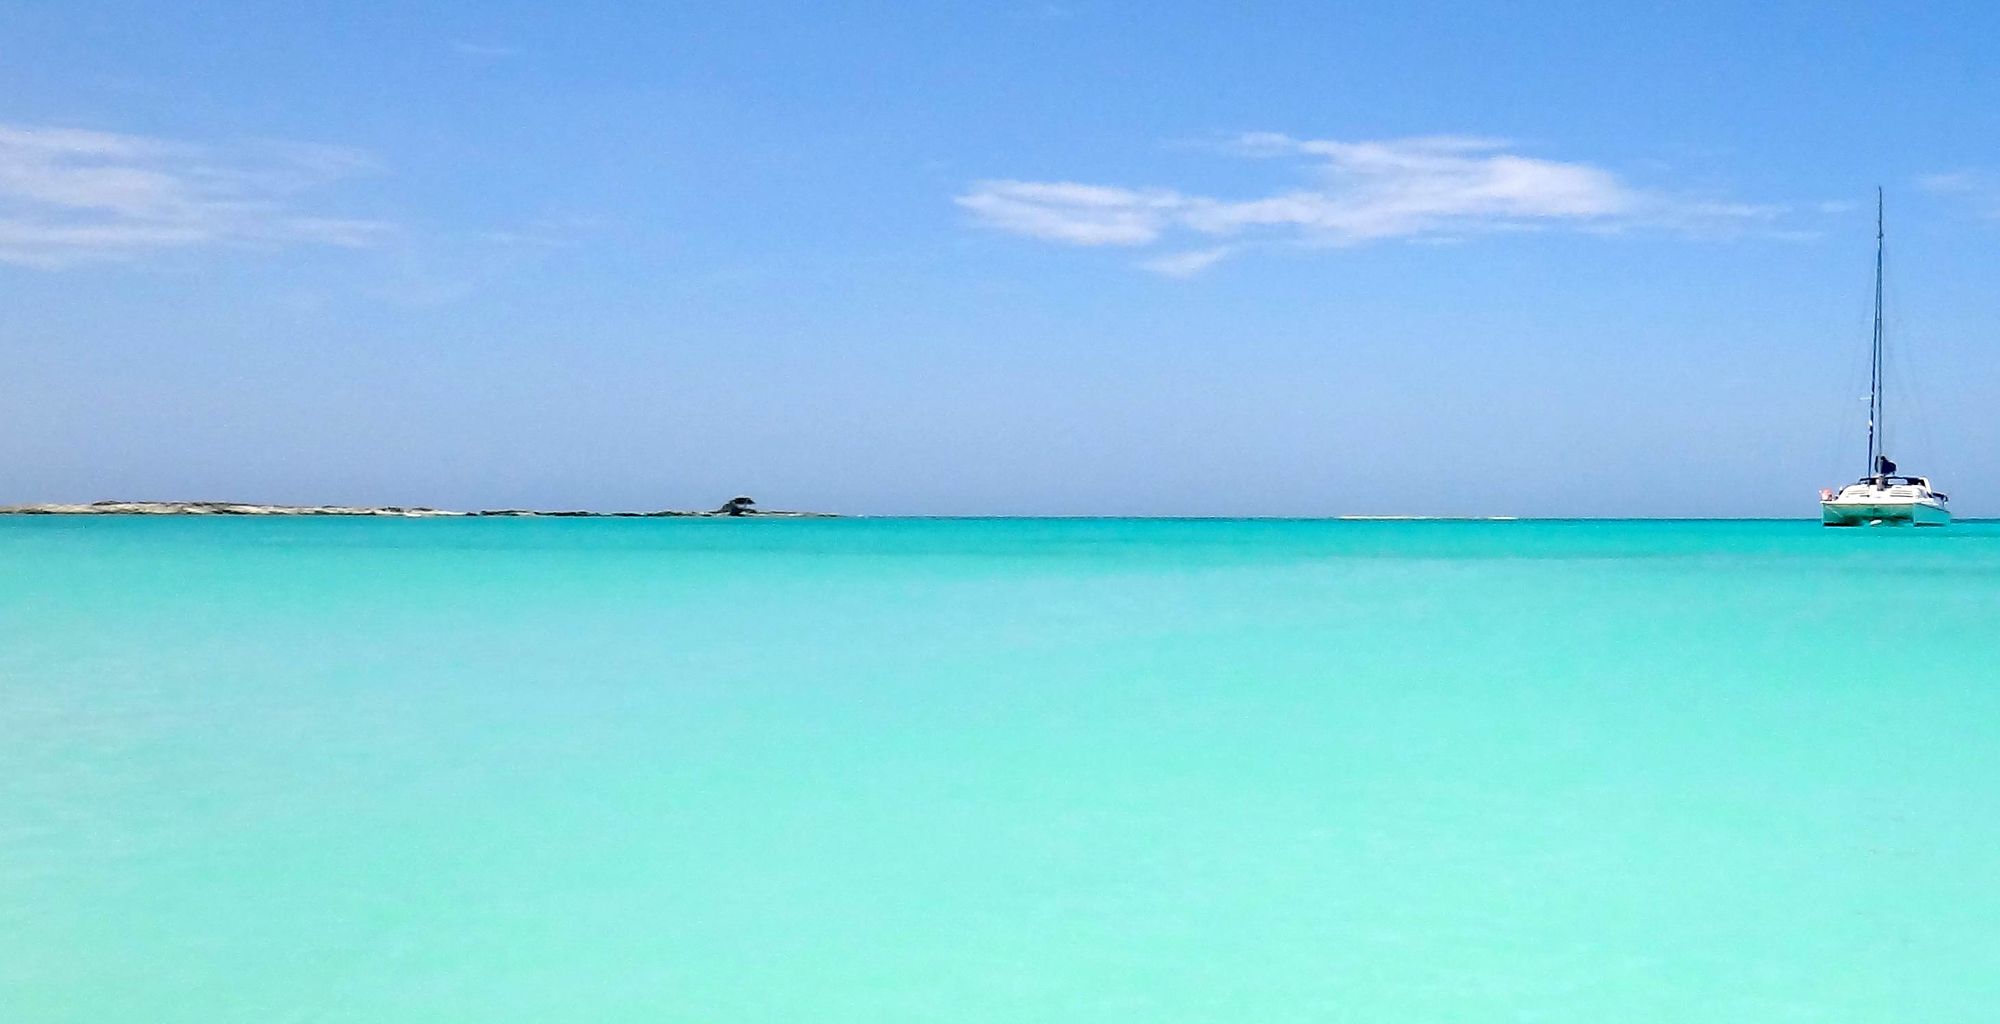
[[0, 499, 835, 518]]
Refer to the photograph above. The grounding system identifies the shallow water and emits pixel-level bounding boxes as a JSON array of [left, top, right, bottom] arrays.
[[4, 517, 1998, 1022]]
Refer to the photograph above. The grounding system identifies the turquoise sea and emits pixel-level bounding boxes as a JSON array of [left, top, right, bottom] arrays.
[[4, 517, 1998, 1022]]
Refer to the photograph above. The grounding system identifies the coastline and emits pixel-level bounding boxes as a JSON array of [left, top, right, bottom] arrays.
[[0, 500, 834, 518]]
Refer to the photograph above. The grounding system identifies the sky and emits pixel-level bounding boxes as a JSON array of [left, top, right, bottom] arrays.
[[2, 1, 1997, 517]]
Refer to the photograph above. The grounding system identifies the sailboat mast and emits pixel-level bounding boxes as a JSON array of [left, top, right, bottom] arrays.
[[1867, 187, 1885, 476]]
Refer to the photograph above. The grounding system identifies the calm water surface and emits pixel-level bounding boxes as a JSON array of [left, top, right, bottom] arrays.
[[3, 517, 1998, 1022]]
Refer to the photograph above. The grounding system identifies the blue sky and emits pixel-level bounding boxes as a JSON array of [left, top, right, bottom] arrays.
[[3, 1, 1997, 515]]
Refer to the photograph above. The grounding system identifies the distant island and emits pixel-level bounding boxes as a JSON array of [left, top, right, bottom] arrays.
[[0, 496, 833, 518]]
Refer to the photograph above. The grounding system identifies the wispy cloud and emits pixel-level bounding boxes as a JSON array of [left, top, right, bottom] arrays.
[[1018, 3, 1076, 21], [957, 133, 1786, 275], [1919, 171, 2000, 218], [451, 40, 520, 58], [477, 215, 606, 248], [0, 123, 392, 268], [1140, 246, 1235, 278], [956, 181, 1186, 246]]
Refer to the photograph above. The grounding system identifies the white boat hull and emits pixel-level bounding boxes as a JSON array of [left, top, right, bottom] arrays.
[[1820, 499, 1951, 527]]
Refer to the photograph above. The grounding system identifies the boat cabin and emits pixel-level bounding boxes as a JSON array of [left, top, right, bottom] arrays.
[[1833, 476, 1948, 502]]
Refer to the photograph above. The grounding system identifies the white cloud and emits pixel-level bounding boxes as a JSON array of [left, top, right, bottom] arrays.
[[1918, 171, 1975, 192], [1919, 171, 2000, 218], [0, 123, 392, 268], [478, 215, 606, 248], [451, 40, 520, 58], [953, 181, 1183, 245], [1140, 247, 1234, 278], [957, 133, 1786, 274]]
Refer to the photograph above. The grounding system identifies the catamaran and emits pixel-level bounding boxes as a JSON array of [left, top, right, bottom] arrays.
[[1820, 190, 1950, 527]]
